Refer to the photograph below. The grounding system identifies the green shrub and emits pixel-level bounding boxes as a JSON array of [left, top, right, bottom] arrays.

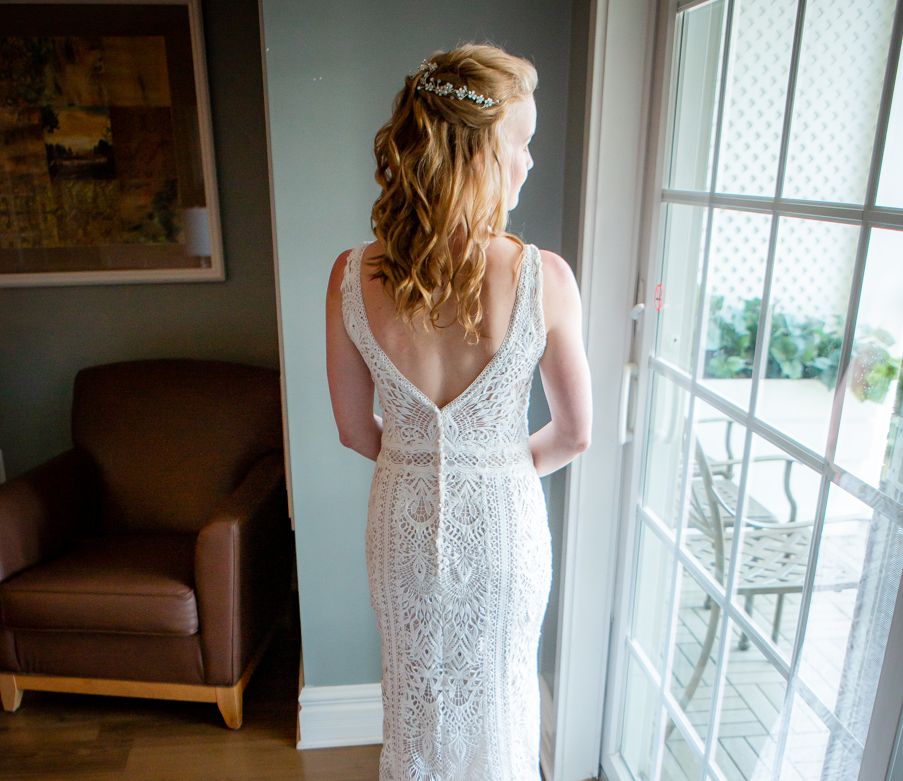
[[703, 296, 900, 403]]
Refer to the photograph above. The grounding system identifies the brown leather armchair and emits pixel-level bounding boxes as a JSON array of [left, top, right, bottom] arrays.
[[0, 359, 292, 728]]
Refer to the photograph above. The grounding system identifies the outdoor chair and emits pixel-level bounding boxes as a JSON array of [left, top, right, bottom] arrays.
[[676, 426, 859, 715]]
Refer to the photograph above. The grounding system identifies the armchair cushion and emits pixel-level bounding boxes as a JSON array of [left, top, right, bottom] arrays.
[[71, 360, 283, 534], [0, 534, 197, 636]]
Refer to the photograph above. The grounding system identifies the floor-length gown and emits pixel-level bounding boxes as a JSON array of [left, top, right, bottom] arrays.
[[342, 242, 551, 780]]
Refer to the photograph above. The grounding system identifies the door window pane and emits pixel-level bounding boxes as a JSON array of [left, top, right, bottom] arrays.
[[877, 57, 903, 207], [716, 0, 796, 196], [734, 434, 823, 658], [758, 217, 859, 455], [683, 401, 748, 587], [701, 209, 772, 410], [621, 654, 661, 781], [782, 0, 896, 203], [656, 204, 708, 371], [662, 718, 702, 781], [668, 0, 725, 191], [714, 625, 788, 781], [632, 522, 674, 673], [642, 373, 691, 528], [671, 565, 723, 745], [835, 228, 903, 488]]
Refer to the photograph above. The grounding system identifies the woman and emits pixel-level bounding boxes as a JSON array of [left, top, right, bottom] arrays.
[[326, 44, 592, 780]]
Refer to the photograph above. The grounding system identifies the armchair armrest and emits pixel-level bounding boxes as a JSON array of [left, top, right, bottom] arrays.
[[0, 449, 98, 582], [195, 451, 292, 686]]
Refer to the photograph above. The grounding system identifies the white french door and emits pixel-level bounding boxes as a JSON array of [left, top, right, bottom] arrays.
[[600, 0, 903, 780]]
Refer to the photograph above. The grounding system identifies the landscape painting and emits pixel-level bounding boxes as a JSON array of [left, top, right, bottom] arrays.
[[0, 1, 222, 285]]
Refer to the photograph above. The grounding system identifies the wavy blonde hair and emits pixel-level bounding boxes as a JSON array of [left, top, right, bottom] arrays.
[[370, 44, 537, 341]]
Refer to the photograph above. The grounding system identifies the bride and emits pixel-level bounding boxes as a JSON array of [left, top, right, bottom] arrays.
[[326, 43, 592, 780]]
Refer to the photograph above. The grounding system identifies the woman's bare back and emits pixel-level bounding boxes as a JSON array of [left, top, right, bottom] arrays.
[[359, 236, 525, 409]]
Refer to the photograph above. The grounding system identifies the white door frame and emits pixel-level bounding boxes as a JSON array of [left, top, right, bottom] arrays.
[[547, 0, 660, 778]]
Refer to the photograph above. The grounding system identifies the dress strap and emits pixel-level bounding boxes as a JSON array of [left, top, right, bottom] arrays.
[[527, 244, 547, 344], [340, 243, 371, 355], [341, 242, 365, 296]]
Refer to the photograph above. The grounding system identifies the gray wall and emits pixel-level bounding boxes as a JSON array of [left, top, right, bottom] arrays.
[[0, 0, 280, 481], [541, 0, 592, 693], [262, 0, 586, 687]]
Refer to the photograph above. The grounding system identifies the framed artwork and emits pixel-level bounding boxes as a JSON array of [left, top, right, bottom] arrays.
[[0, 0, 224, 286]]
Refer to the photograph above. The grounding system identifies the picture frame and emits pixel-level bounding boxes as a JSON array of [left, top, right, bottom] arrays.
[[0, 0, 224, 286]]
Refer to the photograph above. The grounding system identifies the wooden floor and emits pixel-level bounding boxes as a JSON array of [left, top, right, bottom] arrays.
[[0, 617, 382, 780]]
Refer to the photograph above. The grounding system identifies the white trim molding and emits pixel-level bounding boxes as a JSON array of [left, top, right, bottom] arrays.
[[548, 0, 659, 779], [297, 683, 383, 750]]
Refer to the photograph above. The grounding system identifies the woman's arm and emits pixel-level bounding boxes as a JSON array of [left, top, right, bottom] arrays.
[[326, 250, 383, 460], [529, 250, 592, 477]]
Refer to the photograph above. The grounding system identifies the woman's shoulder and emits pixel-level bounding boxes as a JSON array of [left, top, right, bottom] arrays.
[[327, 245, 364, 301], [328, 249, 351, 291], [533, 248, 581, 333], [534, 247, 577, 288], [328, 242, 375, 290]]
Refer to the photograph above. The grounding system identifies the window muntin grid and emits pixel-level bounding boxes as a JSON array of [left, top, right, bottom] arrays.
[[617, 0, 903, 778]]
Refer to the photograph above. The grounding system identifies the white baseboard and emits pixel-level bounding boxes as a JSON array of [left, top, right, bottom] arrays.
[[297, 674, 556, 764], [540, 672, 556, 780], [297, 682, 383, 749]]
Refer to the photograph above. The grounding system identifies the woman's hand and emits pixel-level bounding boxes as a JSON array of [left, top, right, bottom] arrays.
[[326, 250, 383, 461], [529, 250, 592, 477]]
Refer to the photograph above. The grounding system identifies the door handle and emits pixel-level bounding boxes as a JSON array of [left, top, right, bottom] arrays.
[[618, 363, 638, 445]]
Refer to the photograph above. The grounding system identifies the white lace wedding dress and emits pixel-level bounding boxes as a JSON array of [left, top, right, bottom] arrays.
[[342, 242, 551, 780]]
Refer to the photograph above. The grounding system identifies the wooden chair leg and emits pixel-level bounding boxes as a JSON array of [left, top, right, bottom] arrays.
[[0, 674, 23, 712], [215, 684, 243, 729]]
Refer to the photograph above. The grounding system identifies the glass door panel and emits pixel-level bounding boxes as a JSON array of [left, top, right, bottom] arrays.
[[714, 625, 788, 780], [656, 204, 708, 372], [700, 210, 772, 411], [671, 565, 724, 745], [758, 217, 859, 456], [877, 60, 903, 207], [642, 373, 692, 527], [734, 433, 824, 659], [606, 0, 903, 778], [621, 654, 663, 780], [662, 718, 703, 781], [782, 0, 897, 204], [835, 228, 903, 488], [667, 0, 726, 191], [633, 522, 676, 673], [715, 0, 796, 197], [683, 399, 749, 589]]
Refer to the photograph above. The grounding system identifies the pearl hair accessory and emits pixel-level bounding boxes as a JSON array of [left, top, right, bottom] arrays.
[[414, 60, 500, 108]]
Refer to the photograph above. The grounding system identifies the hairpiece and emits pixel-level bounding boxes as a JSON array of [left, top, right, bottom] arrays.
[[415, 60, 499, 108]]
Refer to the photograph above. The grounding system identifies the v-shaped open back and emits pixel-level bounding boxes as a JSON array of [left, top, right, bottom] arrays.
[[349, 243, 530, 413]]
